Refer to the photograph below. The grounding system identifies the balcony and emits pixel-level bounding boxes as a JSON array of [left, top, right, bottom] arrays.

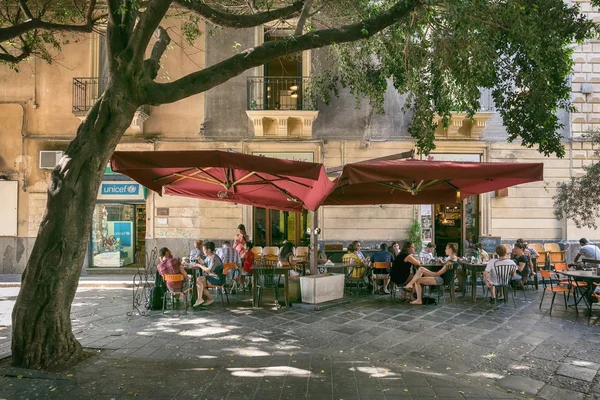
[[434, 88, 496, 139], [246, 76, 319, 138], [72, 77, 149, 133]]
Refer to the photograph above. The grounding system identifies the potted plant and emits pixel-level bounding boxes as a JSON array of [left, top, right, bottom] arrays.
[[408, 219, 423, 254]]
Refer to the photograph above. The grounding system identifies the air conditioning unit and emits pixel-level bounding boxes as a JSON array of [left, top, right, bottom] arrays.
[[39, 151, 64, 170]]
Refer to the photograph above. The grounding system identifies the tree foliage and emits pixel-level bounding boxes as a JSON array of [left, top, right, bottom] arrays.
[[0, 0, 598, 155], [553, 130, 600, 229]]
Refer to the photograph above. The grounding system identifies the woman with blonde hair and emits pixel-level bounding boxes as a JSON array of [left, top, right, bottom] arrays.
[[404, 242, 458, 305]]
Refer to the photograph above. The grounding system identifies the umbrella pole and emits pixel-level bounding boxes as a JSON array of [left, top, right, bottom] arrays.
[[310, 210, 319, 275]]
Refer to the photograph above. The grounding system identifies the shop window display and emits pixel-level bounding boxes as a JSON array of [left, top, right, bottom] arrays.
[[91, 204, 135, 267]]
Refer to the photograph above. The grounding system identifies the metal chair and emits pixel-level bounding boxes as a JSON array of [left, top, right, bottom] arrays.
[[206, 272, 230, 306], [485, 263, 518, 307], [371, 261, 390, 294], [539, 269, 569, 314], [256, 265, 280, 306], [345, 260, 367, 297], [223, 263, 239, 298], [162, 274, 192, 314]]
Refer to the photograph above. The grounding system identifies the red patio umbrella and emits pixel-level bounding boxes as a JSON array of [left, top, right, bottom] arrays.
[[110, 150, 333, 212], [323, 159, 544, 206]]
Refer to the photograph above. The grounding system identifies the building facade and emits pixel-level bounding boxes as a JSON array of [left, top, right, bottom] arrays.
[[1, 3, 599, 273]]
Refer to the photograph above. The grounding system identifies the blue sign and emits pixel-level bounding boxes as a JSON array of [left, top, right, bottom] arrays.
[[113, 222, 132, 247], [101, 183, 140, 195]]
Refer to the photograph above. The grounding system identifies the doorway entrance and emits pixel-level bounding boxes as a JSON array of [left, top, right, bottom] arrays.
[[425, 196, 479, 256], [253, 207, 310, 247]]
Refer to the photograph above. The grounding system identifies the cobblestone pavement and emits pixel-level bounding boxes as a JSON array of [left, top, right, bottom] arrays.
[[0, 280, 599, 400]]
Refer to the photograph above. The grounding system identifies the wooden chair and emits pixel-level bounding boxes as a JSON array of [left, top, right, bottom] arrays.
[[539, 269, 569, 314], [295, 246, 309, 261], [371, 261, 390, 294], [529, 243, 548, 268], [162, 274, 192, 314], [263, 246, 279, 256], [251, 246, 263, 257], [545, 243, 567, 264]]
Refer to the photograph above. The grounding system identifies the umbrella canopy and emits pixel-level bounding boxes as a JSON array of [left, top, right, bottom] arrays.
[[323, 159, 544, 206], [110, 150, 333, 211]]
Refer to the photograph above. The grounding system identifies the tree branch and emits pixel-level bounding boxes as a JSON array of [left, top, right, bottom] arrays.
[[143, 25, 171, 79], [0, 0, 104, 43], [18, 0, 34, 20], [147, 0, 421, 105], [294, 0, 314, 36], [127, 0, 173, 63], [174, 0, 304, 28], [0, 42, 32, 63]]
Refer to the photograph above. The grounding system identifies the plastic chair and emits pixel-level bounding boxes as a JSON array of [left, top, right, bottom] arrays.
[[162, 274, 192, 314], [485, 263, 518, 307], [371, 261, 390, 294], [263, 246, 279, 256], [539, 269, 569, 314]]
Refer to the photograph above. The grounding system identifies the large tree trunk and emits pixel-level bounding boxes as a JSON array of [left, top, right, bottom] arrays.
[[11, 86, 138, 370]]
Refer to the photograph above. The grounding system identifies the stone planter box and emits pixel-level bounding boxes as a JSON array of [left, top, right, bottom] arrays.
[[300, 274, 345, 304]]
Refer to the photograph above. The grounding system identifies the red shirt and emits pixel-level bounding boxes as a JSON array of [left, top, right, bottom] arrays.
[[243, 251, 255, 273], [157, 258, 183, 291]]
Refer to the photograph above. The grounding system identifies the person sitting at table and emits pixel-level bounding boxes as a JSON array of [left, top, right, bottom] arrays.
[[216, 240, 242, 290], [390, 241, 421, 299], [484, 245, 517, 302], [390, 241, 400, 260], [317, 244, 328, 264], [511, 242, 530, 289], [343, 243, 365, 279], [279, 241, 295, 265], [574, 238, 600, 263], [475, 243, 490, 262], [193, 241, 224, 307], [352, 240, 370, 264], [419, 243, 436, 263], [371, 243, 393, 294], [189, 240, 205, 264], [157, 247, 190, 292], [243, 241, 255, 275], [404, 242, 458, 305]]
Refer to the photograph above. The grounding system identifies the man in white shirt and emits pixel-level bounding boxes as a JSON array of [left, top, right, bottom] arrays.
[[419, 243, 436, 263], [574, 238, 600, 263]]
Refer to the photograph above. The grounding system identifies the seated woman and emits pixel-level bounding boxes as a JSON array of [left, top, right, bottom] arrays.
[[343, 243, 365, 278], [157, 247, 190, 292], [189, 240, 205, 263], [390, 241, 421, 298], [193, 241, 224, 307], [279, 241, 295, 265], [404, 242, 458, 305]]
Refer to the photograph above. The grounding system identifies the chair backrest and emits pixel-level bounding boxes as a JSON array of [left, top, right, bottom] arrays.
[[342, 254, 360, 265], [223, 263, 237, 275], [256, 266, 280, 287], [263, 254, 278, 266], [553, 262, 568, 272], [493, 262, 517, 287], [544, 243, 561, 252], [263, 246, 279, 256], [539, 268, 557, 290], [295, 246, 309, 257], [349, 265, 367, 279], [251, 246, 263, 257], [372, 262, 390, 270], [442, 264, 458, 287], [163, 273, 184, 283]]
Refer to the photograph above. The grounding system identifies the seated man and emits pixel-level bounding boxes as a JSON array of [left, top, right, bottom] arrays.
[[343, 243, 365, 278], [216, 240, 242, 288], [193, 241, 224, 307], [484, 245, 517, 302], [511, 242, 530, 288], [574, 238, 600, 264], [371, 243, 393, 293], [419, 243, 436, 263]]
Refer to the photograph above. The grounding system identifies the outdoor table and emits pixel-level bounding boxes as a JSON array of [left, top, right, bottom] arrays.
[[251, 265, 291, 308], [320, 263, 350, 275], [459, 261, 487, 302], [558, 270, 600, 315]]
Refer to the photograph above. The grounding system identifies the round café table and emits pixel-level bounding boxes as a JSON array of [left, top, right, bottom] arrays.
[[558, 270, 600, 315]]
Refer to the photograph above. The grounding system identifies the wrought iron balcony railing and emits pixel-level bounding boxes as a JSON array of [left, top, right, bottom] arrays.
[[247, 76, 316, 111], [72, 77, 148, 116]]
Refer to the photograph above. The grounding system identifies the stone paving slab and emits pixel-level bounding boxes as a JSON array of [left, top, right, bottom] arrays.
[[1, 281, 600, 399]]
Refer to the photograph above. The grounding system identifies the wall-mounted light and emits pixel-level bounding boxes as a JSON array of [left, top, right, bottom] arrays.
[[290, 84, 298, 91], [290, 91, 298, 98]]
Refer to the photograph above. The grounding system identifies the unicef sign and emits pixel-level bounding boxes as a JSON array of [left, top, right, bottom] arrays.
[[98, 181, 144, 201]]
